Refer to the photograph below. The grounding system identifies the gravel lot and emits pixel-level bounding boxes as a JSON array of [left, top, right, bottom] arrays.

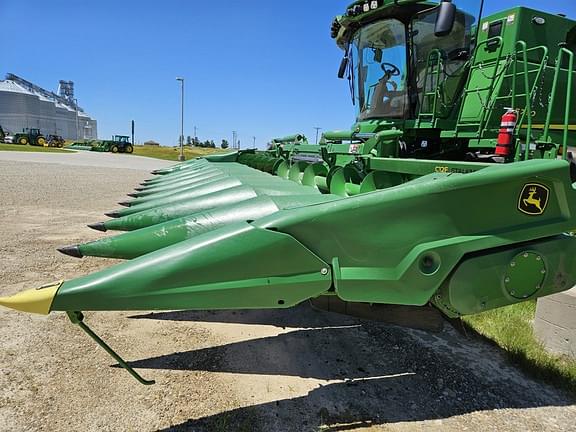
[[0, 152, 575, 432]]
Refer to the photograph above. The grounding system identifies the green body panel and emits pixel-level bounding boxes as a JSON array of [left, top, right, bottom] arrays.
[[132, 171, 229, 198], [79, 194, 339, 260], [141, 163, 230, 184], [51, 223, 332, 311], [131, 166, 285, 202], [433, 235, 576, 317], [248, 159, 576, 310], [116, 177, 319, 218], [104, 181, 320, 231], [118, 176, 268, 217]]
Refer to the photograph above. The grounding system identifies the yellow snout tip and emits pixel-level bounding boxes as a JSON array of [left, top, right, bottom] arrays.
[[0, 281, 62, 315]]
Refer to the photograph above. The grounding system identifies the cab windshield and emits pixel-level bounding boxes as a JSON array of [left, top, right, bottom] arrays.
[[349, 1, 481, 122], [351, 19, 408, 120]]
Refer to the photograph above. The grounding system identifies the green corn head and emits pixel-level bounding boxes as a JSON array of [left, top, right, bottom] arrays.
[[2, 0, 576, 384]]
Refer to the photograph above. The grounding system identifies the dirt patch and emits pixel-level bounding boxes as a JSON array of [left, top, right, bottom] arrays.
[[0, 158, 575, 431]]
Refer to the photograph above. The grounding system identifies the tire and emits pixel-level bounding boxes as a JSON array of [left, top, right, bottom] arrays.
[[18, 136, 29, 145], [110, 145, 119, 153], [57, 141, 64, 148], [125, 144, 134, 154], [36, 137, 46, 146]]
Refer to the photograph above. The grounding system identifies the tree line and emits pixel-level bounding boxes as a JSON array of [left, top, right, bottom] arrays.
[[186, 136, 229, 149]]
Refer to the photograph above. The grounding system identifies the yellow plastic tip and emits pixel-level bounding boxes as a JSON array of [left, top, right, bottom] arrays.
[[0, 281, 62, 315]]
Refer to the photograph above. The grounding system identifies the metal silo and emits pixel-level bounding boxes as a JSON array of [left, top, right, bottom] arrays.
[[0, 73, 98, 140]]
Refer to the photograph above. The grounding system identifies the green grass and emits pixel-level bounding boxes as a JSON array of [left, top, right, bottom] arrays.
[[0, 142, 226, 160], [132, 145, 224, 161], [0, 143, 73, 153], [463, 301, 576, 395]]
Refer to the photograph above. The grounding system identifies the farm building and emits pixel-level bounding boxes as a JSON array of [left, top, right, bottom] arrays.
[[0, 73, 98, 140]]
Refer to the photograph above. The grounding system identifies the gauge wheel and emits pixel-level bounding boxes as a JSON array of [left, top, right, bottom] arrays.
[[125, 144, 134, 154], [57, 141, 64, 148], [110, 145, 119, 153]]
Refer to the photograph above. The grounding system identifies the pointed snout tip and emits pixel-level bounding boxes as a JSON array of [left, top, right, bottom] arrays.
[[87, 222, 107, 232], [57, 245, 83, 259], [118, 201, 132, 207], [105, 211, 121, 218], [0, 281, 62, 315]]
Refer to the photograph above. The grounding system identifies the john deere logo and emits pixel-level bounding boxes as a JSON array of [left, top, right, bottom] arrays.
[[518, 183, 549, 215]]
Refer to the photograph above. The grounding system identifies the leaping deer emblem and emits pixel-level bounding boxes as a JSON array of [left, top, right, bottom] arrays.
[[523, 187, 542, 212]]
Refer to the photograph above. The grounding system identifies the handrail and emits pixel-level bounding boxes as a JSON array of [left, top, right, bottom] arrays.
[[418, 48, 443, 125], [500, 42, 547, 161], [544, 47, 574, 160]]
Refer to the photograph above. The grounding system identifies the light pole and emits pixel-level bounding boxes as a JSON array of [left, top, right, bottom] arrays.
[[74, 98, 80, 140], [176, 77, 185, 161], [313, 127, 322, 144]]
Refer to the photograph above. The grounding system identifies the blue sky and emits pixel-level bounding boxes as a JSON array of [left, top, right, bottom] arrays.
[[2, 0, 575, 148]]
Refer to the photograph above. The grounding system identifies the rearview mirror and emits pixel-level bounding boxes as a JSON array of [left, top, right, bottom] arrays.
[[338, 56, 349, 79], [434, 0, 456, 37]]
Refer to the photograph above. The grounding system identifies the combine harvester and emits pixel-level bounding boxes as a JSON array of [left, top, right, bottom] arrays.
[[2, 0, 576, 385]]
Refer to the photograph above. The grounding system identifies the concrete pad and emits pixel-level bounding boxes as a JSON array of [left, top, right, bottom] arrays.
[[0, 150, 175, 171], [534, 287, 576, 358]]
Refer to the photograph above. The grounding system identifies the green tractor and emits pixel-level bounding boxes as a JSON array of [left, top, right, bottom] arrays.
[[13, 128, 47, 146], [0, 125, 5, 143], [46, 135, 65, 148], [92, 135, 134, 153]]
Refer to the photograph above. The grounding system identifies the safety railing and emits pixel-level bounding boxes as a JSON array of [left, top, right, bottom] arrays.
[[507, 41, 548, 160], [543, 46, 574, 160], [417, 49, 443, 127]]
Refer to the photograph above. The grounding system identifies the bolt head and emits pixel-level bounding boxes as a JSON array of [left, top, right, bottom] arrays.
[[536, 256, 542, 261], [541, 269, 546, 274], [505, 277, 511, 283], [321, 268, 329, 275], [510, 262, 516, 267], [523, 253, 529, 258]]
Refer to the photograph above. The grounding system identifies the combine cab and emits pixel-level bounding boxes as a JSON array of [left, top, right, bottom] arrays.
[[13, 128, 46, 146], [2, 0, 576, 384]]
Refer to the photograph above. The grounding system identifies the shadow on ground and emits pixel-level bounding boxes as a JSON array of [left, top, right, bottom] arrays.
[[128, 306, 573, 431], [129, 307, 331, 329]]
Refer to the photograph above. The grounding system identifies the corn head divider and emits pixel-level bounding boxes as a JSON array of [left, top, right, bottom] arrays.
[[2, 0, 576, 384]]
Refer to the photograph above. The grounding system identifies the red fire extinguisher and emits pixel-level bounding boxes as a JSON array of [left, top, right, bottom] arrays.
[[496, 109, 517, 156]]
